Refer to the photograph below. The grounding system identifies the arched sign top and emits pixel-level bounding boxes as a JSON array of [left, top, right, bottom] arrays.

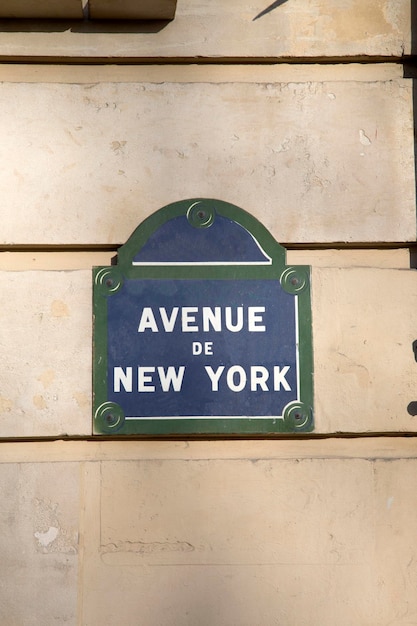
[[117, 199, 285, 274], [93, 199, 313, 436], [131, 213, 272, 266]]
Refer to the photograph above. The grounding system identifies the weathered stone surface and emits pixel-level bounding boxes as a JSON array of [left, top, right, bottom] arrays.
[[1, 267, 416, 436], [0, 0, 82, 18], [0, 62, 404, 84], [287, 247, 411, 269], [0, 0, 410, 59], [0, 79, 414, 245], [79, 447, 417, 625], [0, 462, 79, 625], [1, 439, 416, 624], [312, 267, 417, 432], [98, 458, 372, 566], [0, 271, 91, 437], [1, 436, 417, 463]]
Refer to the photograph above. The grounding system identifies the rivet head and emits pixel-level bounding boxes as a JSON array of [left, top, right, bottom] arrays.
[[187, 202, 215, 228]]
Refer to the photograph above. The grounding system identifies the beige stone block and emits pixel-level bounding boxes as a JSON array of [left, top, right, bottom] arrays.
[[89, 0, 177, 20], [313, 266, 417, 432], [1, 436, 417, 463], [0, 439, 415, 625], [0, 0, 410, 59], [0, 79, 414, 246], [0, 461, 79, 625], [1, 266, 417, 436], [372, 460, 417, 620], [287, 247, 411, 269], [99, 458, 373, 566], [0, 270, 91, 437], [78, 452, 417, 625], [0, 250, 115, 271], [0, 0, 82, 18], [0, 62, 405, 84]]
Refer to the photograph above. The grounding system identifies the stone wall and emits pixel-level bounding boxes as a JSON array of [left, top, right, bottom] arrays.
[[1, 2, 417, 624]]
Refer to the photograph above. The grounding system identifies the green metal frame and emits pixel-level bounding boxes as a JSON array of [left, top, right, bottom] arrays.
[[93, 198, 314, 436]]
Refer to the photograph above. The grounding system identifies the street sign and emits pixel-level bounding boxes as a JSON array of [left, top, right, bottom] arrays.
[[93, 199, 313, 435]]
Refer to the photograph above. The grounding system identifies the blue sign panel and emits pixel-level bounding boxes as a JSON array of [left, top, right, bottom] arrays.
[[107, 279, 298, 419], [93, 198, 313, 435]]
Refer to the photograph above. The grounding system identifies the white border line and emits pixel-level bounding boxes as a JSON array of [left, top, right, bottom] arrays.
[[125, 415, 284, 420], [295, 294, 300, 402], [132, 260, 272, 266]]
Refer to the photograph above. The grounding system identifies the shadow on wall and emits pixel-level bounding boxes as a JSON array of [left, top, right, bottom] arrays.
[[407, 341, 417, 415], [0, 18, 170, 33], [0, 0, 290, 32], [252, 0, 288, 21], [406, 3, 417, 414], [404, 0, 417, 269]]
